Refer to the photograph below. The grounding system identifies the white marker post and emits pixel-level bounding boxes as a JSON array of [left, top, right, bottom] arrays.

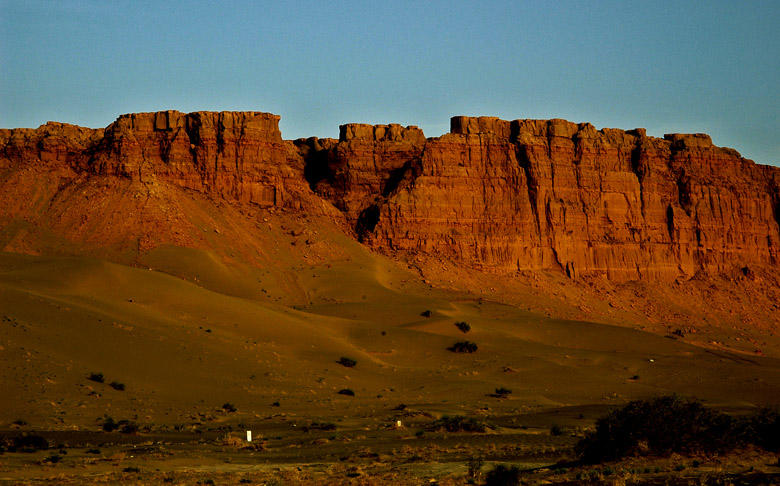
[[246, 430, 252, 442]]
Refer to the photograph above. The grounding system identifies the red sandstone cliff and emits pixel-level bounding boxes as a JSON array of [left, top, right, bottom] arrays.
[[309, 116, 780, 282], [2, 111, 779, 282]]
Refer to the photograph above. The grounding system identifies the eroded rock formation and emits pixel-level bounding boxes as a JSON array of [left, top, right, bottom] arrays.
[[309, 116, 780, 281], [2, 111, 779, 282]]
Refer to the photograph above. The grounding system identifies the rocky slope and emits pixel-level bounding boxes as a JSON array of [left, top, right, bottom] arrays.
[[2, 111, 779, 283]]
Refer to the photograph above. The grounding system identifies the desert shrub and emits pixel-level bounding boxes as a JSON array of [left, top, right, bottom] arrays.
[[337, 356, 357, 368], [550, 424, 564, 436], [749, 405, 780, 451], [86, 448, 101, 454], [494, 387, 512, 398], [484, 463, 521, 486], [430, 415, 487, 433], [102, 417, 118, 432], [109, 381, 125, 391], [123, 466, 140, 473], [454, 321, 471, 333], [577, 395, 742, 463], [421, 310, 433, 317], [466, 454, 484, 480], [448, 341, 478, 353], [222, 402, 237, 413], [338, 388, 355, 396], [4, 433, 49, 452], [302, 422, 336, 432], [45, 453, 62, 463], [88, 372, 104, 383], [118, 421, 139, 435], [12, 419, 28, 426]]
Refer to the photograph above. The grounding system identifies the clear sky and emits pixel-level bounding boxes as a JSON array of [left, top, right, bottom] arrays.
[[1, 0, 778, 165]]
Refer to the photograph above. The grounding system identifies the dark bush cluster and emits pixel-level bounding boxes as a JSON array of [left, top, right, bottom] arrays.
[[493, 387, 512, 398], [448, 341, 478, 353], [429, 415, 487, 433], [454, 321, 471, 333], [337, 388, 355, 396], [485, 464, 521, 486], [577, 395, 780, 463], [337, 356, 357, 368], [102, 417, 139, 434], [88, 372, 104, 383], [302, 421, 336, 432], [1, 433, 49, 452]]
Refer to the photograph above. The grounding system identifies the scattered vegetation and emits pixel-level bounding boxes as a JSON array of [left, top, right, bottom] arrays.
[[11, 419, 28, 426], [429, 415, 487, 433], [448, 341, 478, 353], [45, 453, 62, 463], [550, 424, 564, 436], [337, 388, 355, 396], [421, 310, 433, 317], [88, 372, 104, 383], [577, 394, 780, 463], [485, 463, 521, 486], [337, 356, 357, 368], [302, 422, 336, 432], [109, 381, 126, 391], [466, 454, 484, 482], [1, 433, 49, 452], [102, 417, 139, 434], [493, 387, 512, 398], [123, 466, 140, 473], [222, 402, 237, 413], [454, 321, 471, 333]]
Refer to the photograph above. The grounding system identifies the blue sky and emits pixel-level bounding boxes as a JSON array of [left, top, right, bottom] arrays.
[[1, 0, 778, 165]]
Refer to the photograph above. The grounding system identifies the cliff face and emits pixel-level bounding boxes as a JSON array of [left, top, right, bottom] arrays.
[[2, 111, 779, 282], [310, 116, 780, 281], [0, 110, 312, 210]]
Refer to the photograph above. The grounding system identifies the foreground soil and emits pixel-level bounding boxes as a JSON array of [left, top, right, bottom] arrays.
[[2, 415, 779, 485], [2, 243, 780, 485]]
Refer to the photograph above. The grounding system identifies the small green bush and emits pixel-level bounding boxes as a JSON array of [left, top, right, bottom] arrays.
[[485, 464, 521, 486], [337, 388, 355, 396], [448, 341, 478, 353], [337, 357, 357, 368], [455, 321, 471, 333]]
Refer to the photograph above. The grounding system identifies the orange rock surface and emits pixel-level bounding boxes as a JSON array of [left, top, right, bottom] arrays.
[[312, 116, 780, 282], [2, 111, 779, 282]]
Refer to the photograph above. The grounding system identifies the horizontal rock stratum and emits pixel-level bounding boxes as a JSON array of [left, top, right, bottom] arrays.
[[2, 111, 779, 282]]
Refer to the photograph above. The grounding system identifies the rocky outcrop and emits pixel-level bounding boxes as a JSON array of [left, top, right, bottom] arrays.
[[310, 116, 780, 281], [1, 110, 312, 209], [2, 111, 779, 282], [303, 123, 426, 225]]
